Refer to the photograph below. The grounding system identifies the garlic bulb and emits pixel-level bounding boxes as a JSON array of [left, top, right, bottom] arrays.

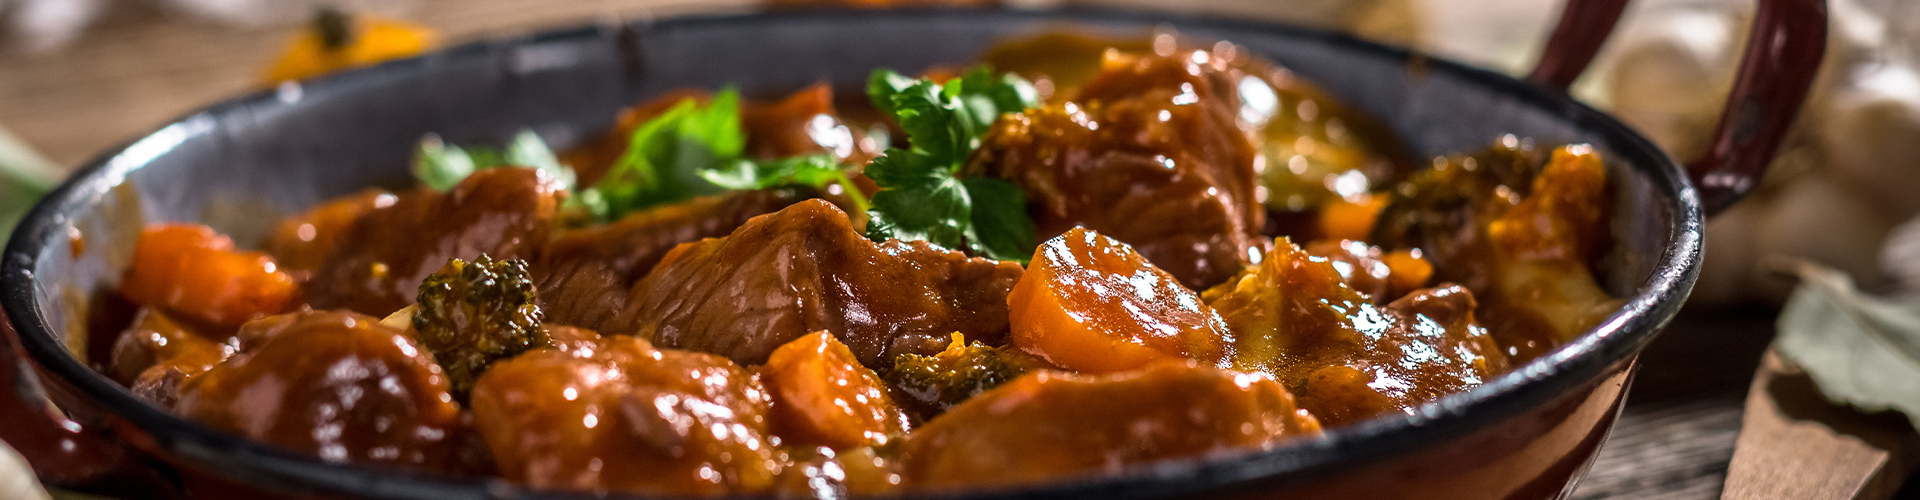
[[1590, 0, 1747, 161], [1593, 0, 1920, 304], [2, 0, 105, 52], [1816, 60, 1920, 221]]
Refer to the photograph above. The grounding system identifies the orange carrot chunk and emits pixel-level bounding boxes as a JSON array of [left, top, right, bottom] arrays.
[[761, 331, 909, 450], [120, 223, 298, 329], [1007, 227, 1231, 374]]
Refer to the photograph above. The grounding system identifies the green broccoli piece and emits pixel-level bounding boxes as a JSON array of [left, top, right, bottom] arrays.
[[1369, 138, 1545, 253], [412, 255, 549, 395], [887, 333, 1042, 420]]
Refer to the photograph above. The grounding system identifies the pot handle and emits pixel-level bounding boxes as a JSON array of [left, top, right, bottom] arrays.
[[0, 308, 133, 486], [1529, 0, 1828, 214]]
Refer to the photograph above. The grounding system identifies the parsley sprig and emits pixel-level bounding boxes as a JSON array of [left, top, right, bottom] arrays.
[[575, 88, 867, 222], [863, 66, 1039, 263], [413, 129, 575, 192]]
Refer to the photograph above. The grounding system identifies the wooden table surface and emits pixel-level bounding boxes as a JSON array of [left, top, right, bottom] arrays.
[[3, 2, 1914, 499]]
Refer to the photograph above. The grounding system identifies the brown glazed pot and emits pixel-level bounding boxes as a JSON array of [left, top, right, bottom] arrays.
[[0, 1, 1825, 499]]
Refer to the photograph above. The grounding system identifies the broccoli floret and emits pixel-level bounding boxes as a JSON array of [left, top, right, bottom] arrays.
[[1370, 140, 1544, 254], [413, 254, 549, 395], [887, 333, 1042, 420]]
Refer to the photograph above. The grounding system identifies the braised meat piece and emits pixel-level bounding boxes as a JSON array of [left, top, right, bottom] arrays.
[[108, 308, 234, 408], [108, 308, 228, 386], [265, 189, 394, 276], [621, 199, 1022, 368], [895, 360, 1320, 490], [469, 332, 781, 496], [305, 168, 565, 317], [540, 189, 812, 286], [1204, 238, 1509, 426], [966, 50, 1264, 289], [174, 310, 470, 473], [531, 258, 629, 335]]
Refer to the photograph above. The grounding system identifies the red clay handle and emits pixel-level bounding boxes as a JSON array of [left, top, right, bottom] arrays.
[[1530, 0, 1828, 214], [0, 309, 130, 486]]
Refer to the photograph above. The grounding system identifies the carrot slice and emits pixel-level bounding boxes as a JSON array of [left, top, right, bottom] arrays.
[[120, 223, 298, 329], [1007, 227, 1231, 373], [760, 331, 908, 449]]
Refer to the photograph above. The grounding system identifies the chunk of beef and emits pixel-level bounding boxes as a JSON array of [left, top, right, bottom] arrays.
[[540, 189, 812, 286], [469, 333, 780, 496], [895, 360, 1320, 491], [305, 168, 564, 317], [1204, 239, 1509, 426], [174, 310, 471, 473], [621, 199, 1022, 368], [966, 50, 1264, 289], [108, 308, 233, 408], [531, 258, 629, 335], [265, 189, 394, 276], [108, 308, 229, 386]]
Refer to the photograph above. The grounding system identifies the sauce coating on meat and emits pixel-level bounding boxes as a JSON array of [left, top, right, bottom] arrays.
[[1204, 239, 1508, 425], [621, 199, 1022, 368], [469, 332, 781, 496], [895, 360, 1320, 490], [174, 310, 470, 473], [967, 49, 1265, 289], [109, 308, 233, 408], [539, 189, 813, 287], [306, 168, 564, 317], [265, 189, 394, 276]]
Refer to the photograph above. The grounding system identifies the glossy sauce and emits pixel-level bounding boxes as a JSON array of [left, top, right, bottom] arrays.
[[895, 360, 1320, 490], [469, 333, 781, 495], [174, 310, 469, 473]]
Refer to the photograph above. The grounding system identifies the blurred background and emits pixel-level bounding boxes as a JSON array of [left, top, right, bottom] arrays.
[[1, 0, 1917, 499]]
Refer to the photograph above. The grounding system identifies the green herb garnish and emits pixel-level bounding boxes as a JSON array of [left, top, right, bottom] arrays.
[[412, 129, 574, 192], [862, 66, 1039, 263], [700, 153, 871, 212], [575, 88, 865, 223]]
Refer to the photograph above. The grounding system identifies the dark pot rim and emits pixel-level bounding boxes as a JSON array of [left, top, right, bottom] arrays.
[[1, 5, 1702, 499]]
